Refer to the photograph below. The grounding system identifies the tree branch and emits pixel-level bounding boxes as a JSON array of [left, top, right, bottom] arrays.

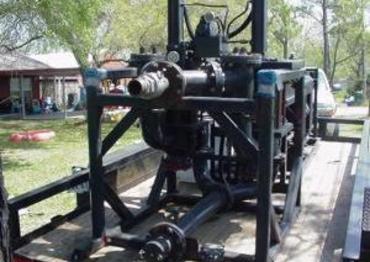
[[0, 35, 43, 52]]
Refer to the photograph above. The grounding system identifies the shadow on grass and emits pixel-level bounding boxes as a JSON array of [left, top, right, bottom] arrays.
[[0, 133, 50, 150], [2, 157, 31, 172]]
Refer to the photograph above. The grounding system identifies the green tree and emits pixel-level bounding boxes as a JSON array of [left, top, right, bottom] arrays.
[[0, 0, 108, 68], [298, 0, 370, 86], [107, 0, 248, 53], [107, 0, 167, 53], [36, 0, 108, 68], [268, 0, 301, 59]]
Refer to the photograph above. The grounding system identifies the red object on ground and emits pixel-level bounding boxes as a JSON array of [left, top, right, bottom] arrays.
[[9, 130, 56, 143]]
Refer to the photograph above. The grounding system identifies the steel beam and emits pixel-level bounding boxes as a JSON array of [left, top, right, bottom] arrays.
[[101, 108, 142, 156], [255, 70, 276, 262], [168, 0, 184, 50], [209, 112, 259, 158], [252, 0, 267, 54], [147, 160, 168, 206], [86, 70, 105, 240], [103, 182, 134, 221]]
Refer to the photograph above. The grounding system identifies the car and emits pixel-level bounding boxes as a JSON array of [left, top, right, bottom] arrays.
[[332, 83, 343, 91], [317, 69, 337, 117]]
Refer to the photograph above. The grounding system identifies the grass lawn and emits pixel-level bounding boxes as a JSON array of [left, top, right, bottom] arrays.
[[0, 117, 141, 234], [333, 89, 347, 103]]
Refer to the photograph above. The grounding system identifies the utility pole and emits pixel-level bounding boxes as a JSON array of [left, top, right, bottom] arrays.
[[323, 0, 331, 77]]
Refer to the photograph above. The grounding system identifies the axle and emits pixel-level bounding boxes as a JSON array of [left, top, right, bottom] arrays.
[[140, 185, 257, 262]]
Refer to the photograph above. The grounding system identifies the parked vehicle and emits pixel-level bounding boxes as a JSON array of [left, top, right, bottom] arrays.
[[317, 69, 337, 117], [332, 83, 343, 91]]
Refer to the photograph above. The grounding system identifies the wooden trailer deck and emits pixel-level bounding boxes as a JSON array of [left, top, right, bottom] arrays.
[[15, 140, 357, 262]]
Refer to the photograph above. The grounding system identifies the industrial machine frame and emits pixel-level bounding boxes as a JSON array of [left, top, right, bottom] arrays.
[[5, 0, 370, 258], [82, 1, 317, 261]]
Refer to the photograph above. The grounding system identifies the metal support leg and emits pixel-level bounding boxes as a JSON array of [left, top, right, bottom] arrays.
[[293, 78, 306, 208], [86, 72, 105, 241], [256, 71, 276, 262], [313, 71, 319, 137], [270, 206, 282, 245], [147, 159, 168, 206], [103, 182, 134, 221], [282, 157, 303, 224], [166, 171, 177, 194]]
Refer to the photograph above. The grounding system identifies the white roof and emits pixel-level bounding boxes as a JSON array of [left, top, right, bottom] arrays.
[[30, 52, 79, 69], [0, 53, 50, 71]]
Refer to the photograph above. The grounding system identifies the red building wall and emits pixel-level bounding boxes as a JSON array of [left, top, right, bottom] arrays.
[[0, 76, 10, 112], [0, 76, 10, 99]]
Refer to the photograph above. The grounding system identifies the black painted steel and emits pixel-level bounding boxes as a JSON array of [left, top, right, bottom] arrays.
[[209, 112, 259, 158], [8, 143, 154, 211], [12, 205, 89, 249], [318, 117, 364, 144], [82, 15, 314, 262], [147, 160, 169, 206], [255, 74, 275, 262], [168, 0, 183, 50], [251, 0, 267, 54], [307, 68, 319, 137], [10, 1, 325, 261], [343, 120, 370, 261], [178, 186, 257, 235], [103, 182, 134, 221], [8, 144, 157, 249], [86, 77, 105, 240], [99, 68, 138, 80], [141, 186, 258, 261], [293, 78, 306, 207], [101, 108, 142, 156]]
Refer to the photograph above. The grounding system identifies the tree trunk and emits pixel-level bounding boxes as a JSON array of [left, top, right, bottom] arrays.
[[0, 156, 11, 262], [322, 0, 331, 76], [283, 39, 289, 59]]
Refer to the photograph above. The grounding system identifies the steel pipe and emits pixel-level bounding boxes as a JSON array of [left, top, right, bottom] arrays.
[[128, 72, 169, 99]]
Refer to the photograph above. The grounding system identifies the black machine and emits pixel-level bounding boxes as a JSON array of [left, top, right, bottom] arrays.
[[83, 0, 318, 261]]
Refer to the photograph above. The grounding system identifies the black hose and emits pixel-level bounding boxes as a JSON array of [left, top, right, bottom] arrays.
[[226, 2, 251, 35], [228, 13, 252, 39], [227, 1, 252, 39]]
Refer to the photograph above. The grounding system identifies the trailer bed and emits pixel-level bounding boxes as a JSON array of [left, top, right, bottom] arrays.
[[15, 141, 357, 261]]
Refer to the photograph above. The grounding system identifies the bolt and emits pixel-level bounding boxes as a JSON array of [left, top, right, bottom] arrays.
[[139, 249, 146, 260]]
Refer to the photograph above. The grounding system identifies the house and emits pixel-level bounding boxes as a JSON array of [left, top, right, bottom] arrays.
[[0, 52, 81, 116], [30, 52, 82, 107]]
